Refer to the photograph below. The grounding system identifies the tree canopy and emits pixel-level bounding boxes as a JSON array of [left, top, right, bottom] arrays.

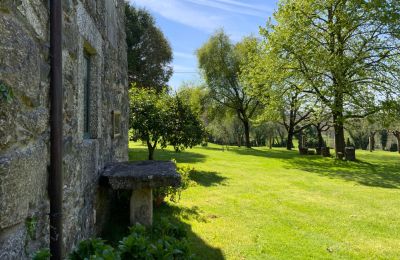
[[125, 4, 173, 91], [243, 0, 400, 156], [130, 87, 205, 160], [197, 30, 260, 148]]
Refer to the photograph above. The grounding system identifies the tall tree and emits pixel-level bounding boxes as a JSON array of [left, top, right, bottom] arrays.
[[125, 4, 173, 91], [197, 31, 259, 148], [250, 0, 400, 157]]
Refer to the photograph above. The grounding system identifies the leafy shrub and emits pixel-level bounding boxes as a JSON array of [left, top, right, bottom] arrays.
[[69, 238, 119, 260], [118, 225, 151, 259], [68, 218, 193, 260], [26, 217, 38, 240], [119, 220, 192, 260], [32, 248, 51, 260], [153, 163, 194, 204]]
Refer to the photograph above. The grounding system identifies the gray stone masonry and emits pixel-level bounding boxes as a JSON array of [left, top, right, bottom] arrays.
[[0, 0, 128, 258]]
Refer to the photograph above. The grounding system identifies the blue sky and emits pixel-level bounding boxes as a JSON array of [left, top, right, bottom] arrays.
[[130, 0, 279, 89]]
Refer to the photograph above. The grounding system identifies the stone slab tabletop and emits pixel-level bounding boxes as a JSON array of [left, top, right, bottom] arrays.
[[102, 161, 181, 190]]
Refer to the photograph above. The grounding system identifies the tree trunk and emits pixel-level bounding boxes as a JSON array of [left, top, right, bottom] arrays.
[[317, 127, 324, 148], [395, 131, 400, 154], [369, 132, 375, 152], [286, 125, 294, 150], [146, 140, 156, 160], [333, 114, 345, 157], [269, 136, 273, 149], [243, 120, 251, 148]]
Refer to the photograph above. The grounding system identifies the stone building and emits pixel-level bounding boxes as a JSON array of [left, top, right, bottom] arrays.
[[0, 0, 129, 258]]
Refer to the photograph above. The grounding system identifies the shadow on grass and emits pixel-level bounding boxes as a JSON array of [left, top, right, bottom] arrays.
[[189, 170, 228, 187], [101, 192, 224, 259], [229, 147, 297, 160], [129, 147, 207, 164], [286, 156, 400, 189], [154, 204, 224, 259], [200, 146, 227, 152], [229, 147, 400, 189]]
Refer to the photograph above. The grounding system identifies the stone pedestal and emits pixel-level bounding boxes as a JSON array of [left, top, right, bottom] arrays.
[[102, 161, 181, 226], [130, 188, 153, 226]]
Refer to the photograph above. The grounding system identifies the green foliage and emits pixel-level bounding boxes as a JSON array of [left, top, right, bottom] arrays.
[[245, 0, 400, 155], [176, 83, 209, 119], [32, 248, 51, 260], [168, 96, 206, 152], [0, 81, 13, 103], [119, 222, 191, 260], [153, 163, 194, 203], [130, 87, 206, 160], [197, 30, 260, 148], [69, 220, 192, 260], [25, 217, 37, 240], [69, 239, 119, 260], [125, 3, 172, 91], [130, 87, 170, 148]]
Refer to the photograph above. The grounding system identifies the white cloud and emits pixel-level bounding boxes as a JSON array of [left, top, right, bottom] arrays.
[[213, 0, 274, 12], [131, 0, 225, 33], [183, 0, 272, 17]]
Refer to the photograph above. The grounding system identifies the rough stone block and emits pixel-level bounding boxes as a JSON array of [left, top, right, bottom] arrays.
[[0, 224, 26, 260], [0, 140, 48, 229]]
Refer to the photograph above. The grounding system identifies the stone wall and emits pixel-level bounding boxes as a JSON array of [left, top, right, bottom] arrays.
[[0, 0, 128, 258]]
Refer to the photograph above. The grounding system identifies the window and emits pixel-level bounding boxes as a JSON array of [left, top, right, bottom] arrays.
[[112, 110, 121, 138], [83, 52, 91, 139]]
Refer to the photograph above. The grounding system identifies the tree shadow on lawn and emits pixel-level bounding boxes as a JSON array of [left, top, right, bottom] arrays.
[[286, 156, 400, 189], [154, 203, 225, 259], [129, 147, 207, 164], [102, 192, 224, 259], [229, 147, 297, 160], [229, 147, 400, 189], [201, 146, 230, 152], [189, 170, 228, 187]]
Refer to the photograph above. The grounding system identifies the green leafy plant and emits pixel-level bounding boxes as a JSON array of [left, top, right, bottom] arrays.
[[130, 87, 206, 160], [32, 248, 51, 260], [26, 217, 37, 240], [119, 221, 192, 260], [0, 82, 13, 103], [69, 238, 119, 260], [153, 163, 194, 205], [69, 219, 193, 260]]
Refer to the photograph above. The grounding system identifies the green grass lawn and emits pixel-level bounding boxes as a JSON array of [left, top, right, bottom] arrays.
[[128, 142, 400, 260]]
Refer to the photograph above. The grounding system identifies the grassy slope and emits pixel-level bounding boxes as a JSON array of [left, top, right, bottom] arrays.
[[129, 142, 400, 260]]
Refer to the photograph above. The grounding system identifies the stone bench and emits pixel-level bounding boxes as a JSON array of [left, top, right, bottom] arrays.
[[101, 161, 181, 226]]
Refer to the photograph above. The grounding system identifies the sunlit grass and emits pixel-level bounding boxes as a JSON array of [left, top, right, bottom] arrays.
[[129, 142, 400, 259]]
